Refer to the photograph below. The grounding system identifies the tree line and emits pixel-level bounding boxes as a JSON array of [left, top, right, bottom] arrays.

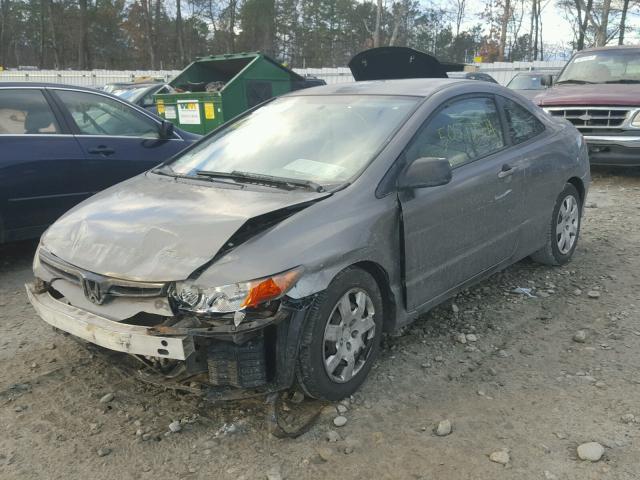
[[0, 0, 637, 70]]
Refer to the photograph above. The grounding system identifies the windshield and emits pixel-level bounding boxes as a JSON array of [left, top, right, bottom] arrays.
[[166, 95, 419, 186], [111, 86, 150, 103], [557, 50, 640, 84], [507, 75, 546, 90]]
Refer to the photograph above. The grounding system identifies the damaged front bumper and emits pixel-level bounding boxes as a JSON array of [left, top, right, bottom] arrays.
[[26, 285, 195, 360], [26, 282, 313, 400]]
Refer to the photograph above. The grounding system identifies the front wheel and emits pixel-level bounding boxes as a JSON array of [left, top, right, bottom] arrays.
[[531, 183, 582, 266], [296, 267, 383, 401]]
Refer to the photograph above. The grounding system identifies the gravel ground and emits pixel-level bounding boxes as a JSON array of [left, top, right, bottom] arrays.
[[1, 169, 639, 480]]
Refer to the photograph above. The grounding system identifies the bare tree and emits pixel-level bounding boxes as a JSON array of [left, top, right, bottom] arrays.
[[78, 0, 90, 68], [373, 0, 382, 47], [618, 0, 631, 44], [507, 0, 525, 60], [0, 0, 7, 67], [228, 0, 237, 51], [176, 0, 185, 64], [454, 0, 466, 37], [528, 0, 535, 59], [140, 0, 156, 68], [389, 1, 408, 46], [576, 0, 593, 50], [39, 0, 45, 67], [46, 0, 60, 68], [596, 0, 612, 46], [575, 0, 613, 47], [498, 0, 512, 60]]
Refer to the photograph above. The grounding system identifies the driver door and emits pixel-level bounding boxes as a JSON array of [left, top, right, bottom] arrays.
[[50, 88, 186, 196], [399, 95, 523, 312]]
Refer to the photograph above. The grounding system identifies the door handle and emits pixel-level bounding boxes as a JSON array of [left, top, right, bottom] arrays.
[[88, 146, 115, 156], [498, 164, 514, 178]]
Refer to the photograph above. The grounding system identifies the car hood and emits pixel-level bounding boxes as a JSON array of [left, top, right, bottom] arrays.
[[41, 173, 328, 282], [535, 83, 640, 106]]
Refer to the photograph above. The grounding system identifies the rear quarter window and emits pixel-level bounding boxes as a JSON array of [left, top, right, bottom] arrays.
[[501, 97, 545, 145]]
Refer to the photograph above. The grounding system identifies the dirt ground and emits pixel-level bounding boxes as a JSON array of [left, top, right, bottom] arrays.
[[1, 169, 639, 480]]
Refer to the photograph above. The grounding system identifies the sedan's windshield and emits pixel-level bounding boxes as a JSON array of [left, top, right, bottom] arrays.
[[165, 95, 419, 186], [507, 75, 546, 90], [556, 50, 640, 84]]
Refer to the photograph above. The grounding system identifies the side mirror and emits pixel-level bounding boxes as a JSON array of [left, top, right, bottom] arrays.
[[540, 74, 553, 87], [399, 157, 452, 190], [159, 120, 174, 139]]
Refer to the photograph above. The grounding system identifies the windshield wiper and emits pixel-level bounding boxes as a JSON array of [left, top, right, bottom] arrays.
[[555, 79, 596, 85], [152, 165, 238, 186], [196, 170, 325, 192], [605, 79, 640, 84], [152, 164, 177, 176]]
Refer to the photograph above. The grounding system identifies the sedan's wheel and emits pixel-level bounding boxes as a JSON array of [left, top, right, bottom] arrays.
[[296, 267, 383, 401], [556, 194, 579, 254], [531, 183, 582, 266], [323, 289, 377, 383]]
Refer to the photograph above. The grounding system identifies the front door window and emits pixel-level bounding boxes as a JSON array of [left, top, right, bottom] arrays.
[[405, 96, 504, 169], [56, 90, 159, 138]]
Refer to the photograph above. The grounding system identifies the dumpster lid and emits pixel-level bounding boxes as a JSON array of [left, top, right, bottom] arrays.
[[348, 47, 464, 81], [170, 52, 304, 90]]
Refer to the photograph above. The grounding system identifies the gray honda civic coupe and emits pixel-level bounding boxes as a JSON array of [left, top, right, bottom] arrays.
[[28, 78, 590, 401]]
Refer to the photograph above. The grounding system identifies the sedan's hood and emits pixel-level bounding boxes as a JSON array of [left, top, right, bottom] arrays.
[[535, 83, 640, 106], [41, 173, 327, 281]]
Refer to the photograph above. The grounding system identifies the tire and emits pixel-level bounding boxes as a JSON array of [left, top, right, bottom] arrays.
[[296, 267, 384, 401], [531, 183, 582, 266]]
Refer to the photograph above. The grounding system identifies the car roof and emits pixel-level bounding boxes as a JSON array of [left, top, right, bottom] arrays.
[[288, 78, 471, 97], [512, 72, 547, 76], [578, 45, 640, 53], [0, 82, 104, 92]]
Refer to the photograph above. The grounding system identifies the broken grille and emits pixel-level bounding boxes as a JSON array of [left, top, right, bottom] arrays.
[[546, 106, 635, 133], [39, 249, 167, 299]]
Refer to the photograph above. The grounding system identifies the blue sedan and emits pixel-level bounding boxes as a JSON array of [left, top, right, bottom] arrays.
[[0, 83, 200, 243]]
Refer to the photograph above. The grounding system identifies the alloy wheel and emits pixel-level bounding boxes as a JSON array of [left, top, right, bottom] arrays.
[[322, 288, 377, 383], [556, 194, 579, 254]]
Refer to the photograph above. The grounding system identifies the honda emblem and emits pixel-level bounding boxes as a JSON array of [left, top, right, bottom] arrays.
[[82, 278, 106, 305]]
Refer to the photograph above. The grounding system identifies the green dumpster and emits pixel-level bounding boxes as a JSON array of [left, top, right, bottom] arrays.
[[154, 52, 305, 135]]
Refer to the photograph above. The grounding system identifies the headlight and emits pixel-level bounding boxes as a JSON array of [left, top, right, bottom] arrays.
[[630, 111, 640, 127], [172, 267, 303, 314]]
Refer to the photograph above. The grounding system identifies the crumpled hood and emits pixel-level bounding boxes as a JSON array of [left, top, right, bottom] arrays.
[[41, 173, 327, 281], [535, 83, 640, 106]]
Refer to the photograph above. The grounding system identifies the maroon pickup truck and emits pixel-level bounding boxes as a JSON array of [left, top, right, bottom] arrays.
[[534, 46, 640, 167]]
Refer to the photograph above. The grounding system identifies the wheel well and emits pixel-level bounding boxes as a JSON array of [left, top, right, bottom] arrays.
[[567, 177, 585, 204], [353, 261, 397, 333]]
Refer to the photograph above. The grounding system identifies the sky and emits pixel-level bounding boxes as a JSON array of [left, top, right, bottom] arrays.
[[449, 0, 640, 59]]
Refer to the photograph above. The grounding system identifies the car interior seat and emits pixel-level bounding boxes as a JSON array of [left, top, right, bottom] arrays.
[[24, 109, 55, 134]]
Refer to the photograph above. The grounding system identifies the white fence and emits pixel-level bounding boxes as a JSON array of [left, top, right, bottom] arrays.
[[0, 61, 566, 87], [0, 70, 181, 87], [472, 60, 566, 84]]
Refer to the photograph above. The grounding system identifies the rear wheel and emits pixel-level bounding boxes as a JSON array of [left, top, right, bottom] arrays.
[[531, 183, 582, 266], [296, 267, 383, 401]]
